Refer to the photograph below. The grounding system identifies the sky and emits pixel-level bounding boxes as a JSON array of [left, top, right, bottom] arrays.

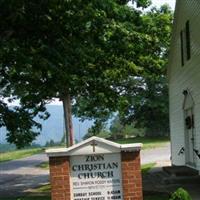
[[151, 0, 176, 10]]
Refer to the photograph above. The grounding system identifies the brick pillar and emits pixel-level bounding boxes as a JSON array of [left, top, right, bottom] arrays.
[[49, 156, 71, 200], [121, 151, 143, 200]]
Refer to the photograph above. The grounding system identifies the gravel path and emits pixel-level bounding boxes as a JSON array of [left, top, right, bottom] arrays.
[[0, 153, 49, 197], [141, 143, 171, 165]]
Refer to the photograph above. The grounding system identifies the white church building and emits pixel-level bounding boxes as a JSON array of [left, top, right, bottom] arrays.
[[168, 0, 200, 171]]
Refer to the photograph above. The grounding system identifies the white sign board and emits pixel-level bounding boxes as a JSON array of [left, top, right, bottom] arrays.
[[70, 153, 123, 200]]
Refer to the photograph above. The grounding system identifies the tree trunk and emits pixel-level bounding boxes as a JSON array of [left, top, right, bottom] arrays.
[[62, 93, 74, 147]]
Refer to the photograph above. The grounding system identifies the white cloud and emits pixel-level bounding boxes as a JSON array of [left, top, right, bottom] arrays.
[[151, 0, 176, 10], [49, 98, 62, 105]]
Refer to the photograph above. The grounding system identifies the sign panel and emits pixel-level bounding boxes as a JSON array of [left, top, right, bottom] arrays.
[[70, 153, 123, 200]]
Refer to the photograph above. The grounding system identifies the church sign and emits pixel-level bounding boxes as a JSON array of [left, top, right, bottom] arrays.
[[71, 153, 123, 200], [46, 136, 143, 200]]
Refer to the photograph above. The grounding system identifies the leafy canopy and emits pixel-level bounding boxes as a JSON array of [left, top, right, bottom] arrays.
[[118, 5, 173, 136], [0, 0, 154, 147]]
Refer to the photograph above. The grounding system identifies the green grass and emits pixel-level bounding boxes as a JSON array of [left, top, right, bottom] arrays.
[[0, 148, 44, 163], [36, 161, 49, 169], [142, 163, 156, 174], [35, 184, 51, 193], [115, 137, 169, 149]]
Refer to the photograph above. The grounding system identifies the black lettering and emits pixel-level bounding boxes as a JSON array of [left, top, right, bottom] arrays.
[[98, 155, 104, 161], [85, 155, 104, 162], [112, 162, 118, 169], [78, 173, 83, 179], [74, 193, 87, 197], [86, 156, 90, 162], [72, 165, 77, 171]]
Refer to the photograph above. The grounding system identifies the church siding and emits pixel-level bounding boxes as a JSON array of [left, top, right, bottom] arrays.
[[168, 0, 200, 170]]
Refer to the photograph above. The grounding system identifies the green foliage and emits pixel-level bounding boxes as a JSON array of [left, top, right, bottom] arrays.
[[45, 139, 62, 147], [84, 114, 146, 140], [97, 130, 111, 139], [110, 116, 124, 139], [0, 0, 146, 146], [0, 0, 173, 146], [169, 188, 192, 200], [118, 5, 173, 136], [49, 139, 55, 146], [83, 120, 111, 139], [0, 102, 41, 148], [109, 115, 145, 139]]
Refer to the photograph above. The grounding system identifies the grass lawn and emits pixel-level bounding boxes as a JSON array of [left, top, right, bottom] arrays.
[[0, 148, 44, 163], [115, 137, 169, 149], [35, 184, 51, 193]]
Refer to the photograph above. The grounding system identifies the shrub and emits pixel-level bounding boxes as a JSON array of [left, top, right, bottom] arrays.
[[169, 188, 192, 200]]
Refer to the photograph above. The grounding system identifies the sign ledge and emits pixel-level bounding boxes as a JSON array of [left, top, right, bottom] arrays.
[[45, 136, 142, 157]]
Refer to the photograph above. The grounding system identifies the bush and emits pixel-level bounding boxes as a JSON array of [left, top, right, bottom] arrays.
[[169, 188, 192, 200]]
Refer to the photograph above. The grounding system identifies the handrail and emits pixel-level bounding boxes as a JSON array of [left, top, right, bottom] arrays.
[[193, 149, 200, 159], [178, 147, 185, 155]]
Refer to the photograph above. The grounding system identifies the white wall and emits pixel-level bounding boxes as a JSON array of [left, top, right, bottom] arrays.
[[168, 0, 200, 170]]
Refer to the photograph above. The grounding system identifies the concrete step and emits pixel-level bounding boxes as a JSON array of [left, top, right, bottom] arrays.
[[163, 166, 200, 185], [163, 166, 198, 177]]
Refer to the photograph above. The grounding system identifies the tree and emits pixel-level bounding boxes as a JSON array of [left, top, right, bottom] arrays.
[[49, 139, 55, 147], [110, 116, 124, 139], [83, 120, 106, 139], [118, 5, 173, 136], [83, 128, 111, 140], [0, 101, 41, 148], [0, 0, 153, 147], [109, 115, 145, 139]]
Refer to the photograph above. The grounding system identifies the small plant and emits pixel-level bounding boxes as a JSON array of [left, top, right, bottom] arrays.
[[169, 188, 192, 200]]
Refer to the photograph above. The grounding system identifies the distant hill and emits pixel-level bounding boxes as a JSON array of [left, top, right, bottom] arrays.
[[0, 143, 16, 152], [0, 105, 93, 146]]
